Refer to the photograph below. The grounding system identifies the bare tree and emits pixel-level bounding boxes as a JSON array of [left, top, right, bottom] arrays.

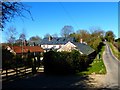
[[89, 26, 104, 36], [61, 25, 74, 37], [1, 2, 33, 30], [44, 33, 51, 38], [6, 26, 17, 44], [29, 35, 41, 42], [19, 33, 26, 41], [52, 33, 58, 37], [18, 29, 27, 46]]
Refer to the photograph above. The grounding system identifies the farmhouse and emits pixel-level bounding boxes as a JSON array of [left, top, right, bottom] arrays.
[[40, 36, 75, 52], [40, 36, 95, 56]]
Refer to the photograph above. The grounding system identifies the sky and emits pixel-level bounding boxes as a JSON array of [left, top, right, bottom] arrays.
[[2, 2, 118, 42]]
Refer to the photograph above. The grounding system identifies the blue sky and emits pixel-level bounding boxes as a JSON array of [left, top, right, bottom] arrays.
[[2, 2, 118, 42]]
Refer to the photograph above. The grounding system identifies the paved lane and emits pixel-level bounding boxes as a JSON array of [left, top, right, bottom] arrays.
[[103, 42, 120, 88]]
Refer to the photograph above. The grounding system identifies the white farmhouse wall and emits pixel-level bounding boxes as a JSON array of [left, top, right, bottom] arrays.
[[41, 45, 46, 49], [41, 44, 65, 49], [47, 45, 54, 48], [54, 45, 60, 49]]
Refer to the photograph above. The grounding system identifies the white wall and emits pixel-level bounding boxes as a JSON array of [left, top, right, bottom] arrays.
[[41, 44, 63, 49]]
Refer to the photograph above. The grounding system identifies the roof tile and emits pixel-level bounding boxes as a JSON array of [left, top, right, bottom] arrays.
[[10, 46, 44, 54]]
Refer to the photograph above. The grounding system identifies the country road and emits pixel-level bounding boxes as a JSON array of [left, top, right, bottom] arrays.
[[102, 42, 120, 88]]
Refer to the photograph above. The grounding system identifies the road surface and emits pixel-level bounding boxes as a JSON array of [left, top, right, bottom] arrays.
[[102, 42, 120, 88]]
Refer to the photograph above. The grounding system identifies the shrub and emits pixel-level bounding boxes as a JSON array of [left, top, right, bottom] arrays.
[[2, 48, 14, 69], [43, 50, 90, 75], [43, 51, 70, 74]]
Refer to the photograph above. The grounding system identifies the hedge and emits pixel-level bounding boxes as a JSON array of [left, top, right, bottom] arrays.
[[43, 50, 89, 75]]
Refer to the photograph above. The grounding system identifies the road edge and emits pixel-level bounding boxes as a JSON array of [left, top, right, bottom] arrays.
[[102, 45, 108, 74], [109, 43, 120, 62]]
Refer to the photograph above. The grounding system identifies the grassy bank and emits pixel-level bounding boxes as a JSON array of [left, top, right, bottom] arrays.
[[77, 45, 106, 75], [109, 42, 120, 60]]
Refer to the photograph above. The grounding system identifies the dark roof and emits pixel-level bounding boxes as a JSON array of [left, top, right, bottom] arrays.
[[28, 40, 41, 46], [74, 43, 95, 55], [40, 37, 95, 55], [40, 37, 75, 45]]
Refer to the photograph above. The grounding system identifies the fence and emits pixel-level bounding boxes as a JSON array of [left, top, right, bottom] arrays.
[[1, 66, 44, 83]]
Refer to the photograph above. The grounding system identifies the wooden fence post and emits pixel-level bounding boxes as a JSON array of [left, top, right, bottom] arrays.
[[16, 67, 18, 76], [6, 68, 8, 79]]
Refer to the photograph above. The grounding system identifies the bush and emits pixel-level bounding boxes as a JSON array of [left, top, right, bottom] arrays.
[[43, 50, 90, 75], [2, 48, 15, 69], [43, 51, 72, 74]]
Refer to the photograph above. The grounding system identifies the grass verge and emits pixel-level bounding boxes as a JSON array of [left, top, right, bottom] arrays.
[[109, 42, 120, 60], [77, 45, 106, 76]]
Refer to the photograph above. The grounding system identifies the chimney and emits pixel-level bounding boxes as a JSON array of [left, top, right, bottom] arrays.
[[48, 36, 52, 41], [80, 39, 83, 43]]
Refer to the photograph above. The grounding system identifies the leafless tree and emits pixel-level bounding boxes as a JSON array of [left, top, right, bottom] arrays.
[[52, 33, 58, 37], [44, 33, 51, 38], [61, 25, 74, 37], [6, 26, 17, 44], [89, 26, 104, 36], [29, 35, 42, 42], [1, 2, 33, 30], [19, 33, 26, 41]]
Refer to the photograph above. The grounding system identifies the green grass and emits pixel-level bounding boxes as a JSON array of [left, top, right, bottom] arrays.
[[109, 42, 120, 60], [77, 46, 106, 75]]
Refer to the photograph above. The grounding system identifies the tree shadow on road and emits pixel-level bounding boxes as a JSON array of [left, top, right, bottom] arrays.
[[2, 72, 91, 89], [2, 72, 117, 90]]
